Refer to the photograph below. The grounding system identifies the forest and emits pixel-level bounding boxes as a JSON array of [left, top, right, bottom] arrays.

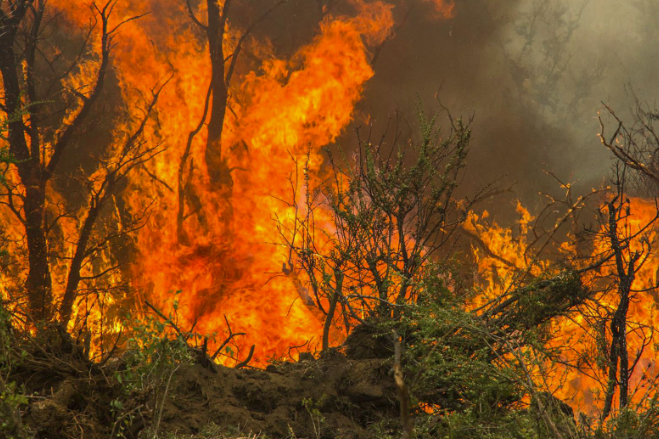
[[2, 0, 659, 438]]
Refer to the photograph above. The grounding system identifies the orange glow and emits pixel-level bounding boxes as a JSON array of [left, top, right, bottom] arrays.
[[9, 1, 658, 421], [20, 0, 394, 364], [467, 198, 659, 415], [422, 0, 456, 20]]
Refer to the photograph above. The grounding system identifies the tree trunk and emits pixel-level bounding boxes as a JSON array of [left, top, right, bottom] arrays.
[[0, 27, 54, 322], [205, 0, 232, 191], [602, 199, 635, 419], [22, 181, 54, 321], [323, 273, 342, 353], [60, 201, 101, 325]]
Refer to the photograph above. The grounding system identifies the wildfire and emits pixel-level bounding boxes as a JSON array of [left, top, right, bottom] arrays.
[[4, 0, 657, 420], [468, 197, 659, 414], [29, 0, 393, 364]]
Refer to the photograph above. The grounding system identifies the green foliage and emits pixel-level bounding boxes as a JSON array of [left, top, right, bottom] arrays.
[[371, 263, 584, 438], [0, 380, 28, 438], [302, 395, 327, 439], [592, 400, 659, 439], [321, 108, 471, 311], [385, 266, 525, 415], [367, 410, 540, 439], [162, 423, 270, 438], [117, 313, 192, 394], [0, 305, 28, 438], [279, 108, 474, 348], [112, 295, 194, 438]]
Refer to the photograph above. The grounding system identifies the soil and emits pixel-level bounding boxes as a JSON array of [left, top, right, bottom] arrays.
[[13, 327, 401, 439]]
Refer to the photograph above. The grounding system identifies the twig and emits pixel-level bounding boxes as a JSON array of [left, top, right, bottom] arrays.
[[144, 300, 183, 336], [211, 315, 245, 360], [151, 364, 180, 438], [235, 345, 255, 369]]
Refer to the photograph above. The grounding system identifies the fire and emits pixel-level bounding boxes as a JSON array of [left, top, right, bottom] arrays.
[[422, 0, 456, 20], [464, 202, 549, 309], [467, 197, 659, 414], [2, 0, 658, 420], [30, 0, 394, 364]]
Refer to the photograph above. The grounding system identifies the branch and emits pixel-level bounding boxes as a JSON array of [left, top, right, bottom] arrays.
[[144, 299, 183, 336], [392, 330, 413, 439], [235, 344, 255, 369], [210, 315, 245, 360], [186, 0, 206, 29], [45, 1, 114, 177], [225, 0, 286, 86]]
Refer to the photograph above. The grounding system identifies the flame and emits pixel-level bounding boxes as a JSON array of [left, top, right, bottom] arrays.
[[4, 0, 658, 419], [422, 0, 456, 20], [23, 0, 393, 364], [468, 198, 659, 415]]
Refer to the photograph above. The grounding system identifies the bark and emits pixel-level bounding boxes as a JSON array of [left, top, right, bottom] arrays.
[[0, 4, 54, 321], [322, 271, 342, 353], [205, 0, 232, 190], [21, 181, 54, 321], [393, 330, 413, 439], [59, 201, 102, 325], [602, 199, 635, 419], [0, 1, 111, 322]]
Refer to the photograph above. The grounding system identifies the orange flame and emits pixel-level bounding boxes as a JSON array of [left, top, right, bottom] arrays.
[[422, 0, 456, 20], [35, 1, 393, 364], [468, 198, 659, 415]]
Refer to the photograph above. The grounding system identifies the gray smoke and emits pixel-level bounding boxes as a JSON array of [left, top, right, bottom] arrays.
[[345, 0, 659, 212]]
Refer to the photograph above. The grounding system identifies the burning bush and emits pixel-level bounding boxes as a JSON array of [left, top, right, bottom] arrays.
[[2, 0, 659, 438]]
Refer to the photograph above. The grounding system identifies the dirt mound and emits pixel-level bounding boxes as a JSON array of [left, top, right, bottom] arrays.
[[159, 352, 396, 438], [12, 329, 400, 438], [343, 323, 393, 361]]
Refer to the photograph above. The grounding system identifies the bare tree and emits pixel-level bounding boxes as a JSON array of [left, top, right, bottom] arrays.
[[0, 1, 163, 324], [599, 101, 659, 196], [182, 0, 285, 200], [590, 169, 659, 419], [502, 0, 596, 122], [277, 110, 476, 351]]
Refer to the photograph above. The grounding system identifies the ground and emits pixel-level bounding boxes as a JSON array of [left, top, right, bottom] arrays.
[[13, 327, 402, 439]]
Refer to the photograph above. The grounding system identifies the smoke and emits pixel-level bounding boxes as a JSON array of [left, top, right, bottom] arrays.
[[56, 0, 659, 212], [341, 0, 659, 212], [26, 0, 659, 348], [45, 0, 659, 217]]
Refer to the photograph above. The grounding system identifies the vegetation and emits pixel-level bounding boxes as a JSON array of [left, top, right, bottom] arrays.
[[1, 100, 658, 438], [3, 104, 659, 437], [2, 1, 659, 438]]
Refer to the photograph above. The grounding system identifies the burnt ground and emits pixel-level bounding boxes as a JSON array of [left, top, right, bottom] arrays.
[[12, 326, 402, 439]]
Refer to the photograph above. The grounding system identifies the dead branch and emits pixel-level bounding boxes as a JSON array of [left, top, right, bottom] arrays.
[[235, 344, 255, 369]]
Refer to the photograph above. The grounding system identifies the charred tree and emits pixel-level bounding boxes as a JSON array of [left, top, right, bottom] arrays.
[[277, 111, 478, 352], [0, 1, 161, 324], [181, 0, 284, 234], [0, 1, 52, 320], [600, 102, 659, 197], [598, 174, 658, 419], [204, 0, 231, 190], [0, 1, 109, 320], [598, 111, 659, 417]]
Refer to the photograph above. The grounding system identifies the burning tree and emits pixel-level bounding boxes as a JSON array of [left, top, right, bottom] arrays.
[[0, 1, 164, 327], [277, 109, 475, 351], [462, 161, 659, 426], [2, 0, 399, 363], [597, 174, 659, 419], [600, 101, 659, 196]]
